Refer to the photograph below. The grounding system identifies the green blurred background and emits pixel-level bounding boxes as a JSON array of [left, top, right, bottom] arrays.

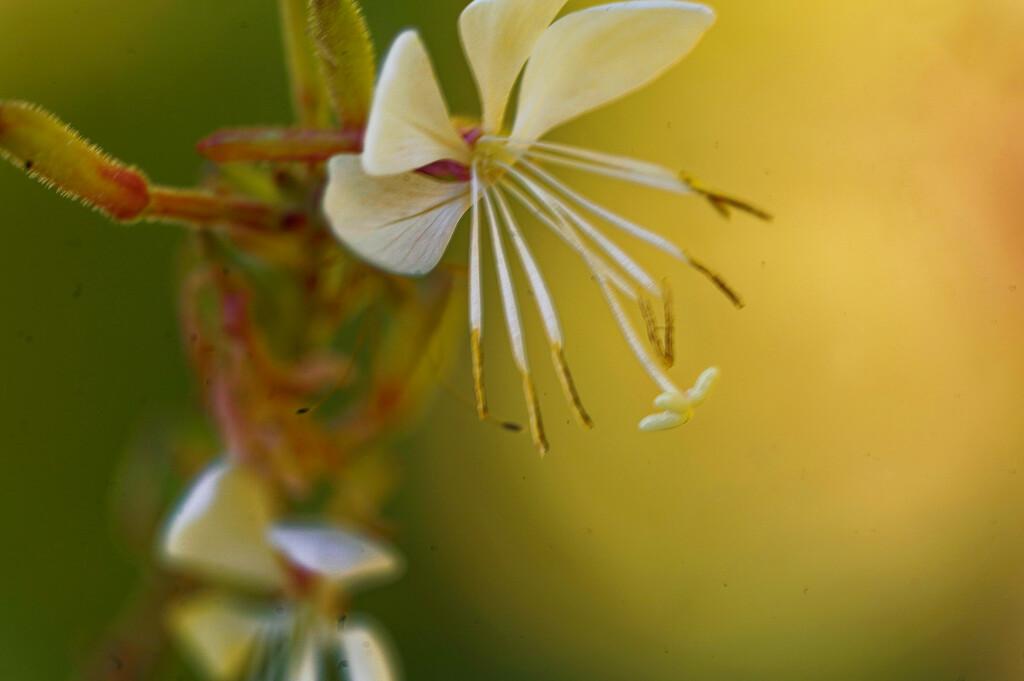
[[2, 0, 1024, 679]]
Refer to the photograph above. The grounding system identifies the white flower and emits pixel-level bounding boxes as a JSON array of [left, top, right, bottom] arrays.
[[160, 460, 403, 681], [323, 0, 751, 451]]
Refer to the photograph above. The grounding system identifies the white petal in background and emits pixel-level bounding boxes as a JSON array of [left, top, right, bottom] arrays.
[[269, 522, 404, 591], [167, 592, 277, 681], [459, 0, 568, 132], [324, 156, 472, 276], [512, 0, 715, 141], [160, 459, 285, 591], [338, 619, 401, 681], [362, 30, 471, 175]]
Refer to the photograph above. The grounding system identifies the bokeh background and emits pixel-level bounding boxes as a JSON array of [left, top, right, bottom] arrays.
[[2, 0, 1023, 679]]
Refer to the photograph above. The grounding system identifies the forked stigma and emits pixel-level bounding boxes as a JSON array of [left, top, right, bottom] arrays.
[[662, 280, 675, 367]]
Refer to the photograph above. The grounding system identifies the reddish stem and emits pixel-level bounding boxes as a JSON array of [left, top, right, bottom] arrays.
[[196, 126, 363, 162], [147, 187, 298, 232]]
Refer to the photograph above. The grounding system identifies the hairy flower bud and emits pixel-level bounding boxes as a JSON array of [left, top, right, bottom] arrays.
[[0, 101, 150, 220]]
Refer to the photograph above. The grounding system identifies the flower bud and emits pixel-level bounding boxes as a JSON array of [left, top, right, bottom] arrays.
[[0, 101, 151, 220]]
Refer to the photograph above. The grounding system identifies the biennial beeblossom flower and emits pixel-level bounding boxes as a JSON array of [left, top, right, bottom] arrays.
[[323, 0, 762, 452], [161, 460, 402, 681]]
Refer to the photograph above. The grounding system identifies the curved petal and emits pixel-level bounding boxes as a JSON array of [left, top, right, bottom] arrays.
[[160, 459, 285, 591], [338, 618, 401, 681], [324, 155, 471, 276], [459, 0, 568, 133], [167, 592, 279, 681], [511, 1, 715, 141], [269, 522, 404, 590], [363, 30, 471, 175]]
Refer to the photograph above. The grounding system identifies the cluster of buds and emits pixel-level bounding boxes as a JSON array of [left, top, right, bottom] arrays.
[[1, 0, 767, 678]]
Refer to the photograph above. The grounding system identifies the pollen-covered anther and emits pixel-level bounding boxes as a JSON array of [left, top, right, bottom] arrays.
[[551, 345, 593, 429], [521, 371, 549, 454], [679, 172, 774, 222], [638, 366, 719, 433], [638, 285, 675, 368]]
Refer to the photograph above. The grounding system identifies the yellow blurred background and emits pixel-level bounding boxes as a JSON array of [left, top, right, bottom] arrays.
[[1, 1, 1022, 680]]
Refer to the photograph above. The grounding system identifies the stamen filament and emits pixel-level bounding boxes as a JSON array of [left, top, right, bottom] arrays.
[[523, 150, 692, 195], [662, 280, 675, 367], [482, 189, 528, 372], [516, 157, 685, 258], [517, 157, 744, 309], [490, 186, 562, 346], [469, 167, 487, 418], [494, 134, 772, 221], [500, 181, 679, 396], [521, 372, 548, 455], [491, 186, 593, 429], [481, 188, 548, 454], [483, 135, 682, 184], [502, 166, 683, 365], [638, 280, 676, 368], [497, 170, 634, 296], [595, 276, 679, 394], [551, 344, 594, 429], [501, 162, 659, 295]]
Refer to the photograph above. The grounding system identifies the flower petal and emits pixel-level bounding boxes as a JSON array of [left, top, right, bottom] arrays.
[[459, 0, 568, 133], [363, 30, 470, 175], [338, 619, 401, 681], [511, 1, 715, 141], [269, 522, 404, 590], [324, 155, 471, 276], [167, 592, 280, 681], [161, 459, 285, 591]]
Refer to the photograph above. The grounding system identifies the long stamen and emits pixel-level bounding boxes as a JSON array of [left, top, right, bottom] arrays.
[[498, 162, 659, 295], [662, 279, 675, 367], [503, 164, 680, 365], [481, 188, 548, 454], [518, 157, 744, 309], [679, 172, 774, 221], [483, 135, 682, 183], [595, 276, 679, 394], [498, 170, 634, 296], [639, 279, 676, 367], [469, 166, 487, 419], [638, 294, 667, 367], [524, 149, 691, 194], [498, 174, 633, 295], [500, 180, 679, 395], [517, 157, 684, 257], [489, 133, 773, 222], [491, 186, 592, 429]]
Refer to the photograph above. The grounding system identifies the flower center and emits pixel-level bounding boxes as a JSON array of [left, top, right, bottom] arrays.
[[472, 137, 523, 187]]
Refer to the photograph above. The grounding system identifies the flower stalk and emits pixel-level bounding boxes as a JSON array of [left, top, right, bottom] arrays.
[[0, 0, 767, 677]]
